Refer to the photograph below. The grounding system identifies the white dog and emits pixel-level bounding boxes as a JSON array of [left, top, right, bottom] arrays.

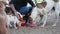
[[44, 0, 60, 26], [7, 15, 21, 29], [30, 4, 47, 27], [53, 0, 60, 26], [30, 0, 60, 27]]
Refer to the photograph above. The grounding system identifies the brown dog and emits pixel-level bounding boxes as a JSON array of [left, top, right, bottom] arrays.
[[0, 1, 9, 34]]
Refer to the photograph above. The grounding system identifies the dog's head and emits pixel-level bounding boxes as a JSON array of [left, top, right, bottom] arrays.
[[0, 1, 8, 10], [36, 1, 47, 8]]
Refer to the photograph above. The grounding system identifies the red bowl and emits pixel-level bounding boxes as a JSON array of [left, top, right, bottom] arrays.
[[21, 23, 25, 27]]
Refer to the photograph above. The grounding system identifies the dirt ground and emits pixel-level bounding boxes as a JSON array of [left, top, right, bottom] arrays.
[[10, 10, 60, 34]]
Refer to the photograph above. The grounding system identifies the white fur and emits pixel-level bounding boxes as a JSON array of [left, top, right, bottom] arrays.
[[45, 0, 60, 26], [30, 0, 60, 27], [30, 7, 47, 27], [45, 0, 55, 12], [52, 0, 60, 26], [7, 15, 20, 29]]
